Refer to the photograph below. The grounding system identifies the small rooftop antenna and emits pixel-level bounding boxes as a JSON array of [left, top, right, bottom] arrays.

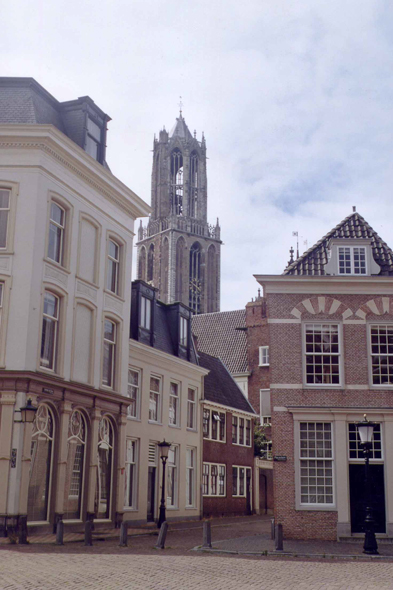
[[288, 246, 294, 265], [178, 96, 183, 117], [292, 231, 299, 259]]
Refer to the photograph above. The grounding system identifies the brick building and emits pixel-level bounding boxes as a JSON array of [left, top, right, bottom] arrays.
[[198, 351, 256, 517], [256, 211, 393, 540], [136, 111, 222, 314]]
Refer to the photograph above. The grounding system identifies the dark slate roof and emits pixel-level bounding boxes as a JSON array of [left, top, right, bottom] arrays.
[[192, 310, 248, 374], [198, 351, 255, 414], [284, 212, 393, 276]]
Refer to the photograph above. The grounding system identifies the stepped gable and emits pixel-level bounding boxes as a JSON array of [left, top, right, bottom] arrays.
[[284, 212, 393, 276], [198, 351, 255, 414], [192, 309, 248, 374]]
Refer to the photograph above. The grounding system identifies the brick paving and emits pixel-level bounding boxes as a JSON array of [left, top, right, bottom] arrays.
[[1, 517, 393, 588]]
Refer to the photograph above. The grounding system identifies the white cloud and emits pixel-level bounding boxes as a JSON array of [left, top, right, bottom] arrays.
[[2, 0, 393, 310]]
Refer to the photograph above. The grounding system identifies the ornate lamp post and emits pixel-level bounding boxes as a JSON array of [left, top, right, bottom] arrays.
[[157, 439, 171, 528], [355, 415, 378, 555]]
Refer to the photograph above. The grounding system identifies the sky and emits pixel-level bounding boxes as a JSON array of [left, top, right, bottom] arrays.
[[2, 0, 393, 311]]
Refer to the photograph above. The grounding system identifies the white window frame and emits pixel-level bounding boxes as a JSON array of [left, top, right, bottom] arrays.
[[303, 322, 343, 387], [187, 387, 197, 430], [140, 296, 151, 330], [102, 319, 116, 389], [338, 245, 367, 276], [203, 408, 226, 442], [169, 381, 180, 427], [40, 291, 60, 372], [186, 447, 196, 508], [86, 116, 102, 161], [296, 421, 335, 510], [232, 466, 251, 497], [0, 188, 10, 250], [369, 324, 393, 387], [107, 239, 120, 295], [180, 316, 188, 347], [232, 414, 252, 447], [149, 375, 162, 423], [124, 438, 138, 510], [259, 345, 269, 366], [202, 462, 226, 497], [48, 201, 65, 265], [166, 445, 178, 509], [260, 389, 271, 425], [127, 368, 141, 419]]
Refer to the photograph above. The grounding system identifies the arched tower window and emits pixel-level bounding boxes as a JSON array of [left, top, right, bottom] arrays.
[[189, 242, 202, 314], [161, 237, 169, 301], [138, 246, 146, 280], [171, 149, 183, 216], [190, 152, 198, 218], [147, 244, 154, 282], [207, 245, 217, 313], [175, 237, 186, 302]]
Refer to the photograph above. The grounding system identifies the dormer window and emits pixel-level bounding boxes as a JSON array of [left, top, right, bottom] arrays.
[[338, 246, 366, 275], [140, 295, 151, 330], [86, 117, 102, 161], [180, 316, 188, 347]]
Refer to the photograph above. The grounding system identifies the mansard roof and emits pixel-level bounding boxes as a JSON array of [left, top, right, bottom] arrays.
[[198, 351, 255, 414], [169, 114, 194, 141], [284, 212, 393, 276], [192, 309, 248, 374]]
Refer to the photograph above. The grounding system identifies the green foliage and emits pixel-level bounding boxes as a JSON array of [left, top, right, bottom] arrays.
[[254, 423, 268, 457]]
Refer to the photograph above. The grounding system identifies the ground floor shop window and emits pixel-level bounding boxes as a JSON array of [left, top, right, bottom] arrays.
[[95, 416, 114, 519], [64, 409, 87, 520], [27, 404, 55, 522]]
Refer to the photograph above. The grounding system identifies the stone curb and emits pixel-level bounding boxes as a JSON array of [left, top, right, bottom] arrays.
[[193, 546, 393, 560]]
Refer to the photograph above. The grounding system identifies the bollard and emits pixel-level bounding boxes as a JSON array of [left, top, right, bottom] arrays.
[[271, 518, 275, 540], [84, 520, 93, 546], [55, 520, 64, 546], [156, 521, 168, 549], [119, 521, 128, 547], [202, 520, 212, 548], [275, 523, 283, 551]]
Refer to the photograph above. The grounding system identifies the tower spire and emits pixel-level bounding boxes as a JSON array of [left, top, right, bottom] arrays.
[[178, 96, 183, 117]]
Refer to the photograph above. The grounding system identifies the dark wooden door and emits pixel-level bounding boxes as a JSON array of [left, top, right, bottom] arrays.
[[147, 467, 156, 522], [349, 464, 386, 533]]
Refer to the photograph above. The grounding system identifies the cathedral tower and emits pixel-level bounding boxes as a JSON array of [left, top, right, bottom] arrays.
[[136, 112, 222, 314]]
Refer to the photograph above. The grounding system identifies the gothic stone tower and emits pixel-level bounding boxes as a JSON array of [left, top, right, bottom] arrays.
[[136, 113, 222, 314]]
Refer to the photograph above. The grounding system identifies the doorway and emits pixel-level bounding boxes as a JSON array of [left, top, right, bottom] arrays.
[[349, 464, 386, 533], [147, 467, 156, 522]]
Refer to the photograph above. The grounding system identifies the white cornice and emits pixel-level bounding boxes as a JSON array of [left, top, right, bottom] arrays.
[[129, 339, 209, 377], [202, 399, 256, 417], [255, 274, 393, 295], [0, 125, 151, 219]]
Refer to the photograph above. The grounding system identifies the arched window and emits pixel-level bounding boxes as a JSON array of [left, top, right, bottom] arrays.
[[147, 244, 154, 282], [189, 242, 202, 314], [175, 237, 186, 302], [138, 246, 146, 280], [95, 416, 114, 519], [27, 404, 55, 522], [207, 245, 217, 313], [171, 149, 183, 215], [190, 152, 198, 218], [161, 237, 169, 301], [64, 409, 87, 520]]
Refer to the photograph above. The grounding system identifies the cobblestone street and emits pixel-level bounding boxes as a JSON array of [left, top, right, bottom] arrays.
[[1, 550, 393, 589], [1, 518, 393, 589]]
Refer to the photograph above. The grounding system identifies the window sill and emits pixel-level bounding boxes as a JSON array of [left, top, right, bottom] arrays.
[[148, 420, 163, 426], [203, 438, 226, 444], [296, 504, 336, 512], [166, 506, 178, 511], [123, 507, 138, 512], [232, 495, 247, 499], [303, 385, 344, 390], [75, 274, 99, 289], [44, 257, 71, 274], [127, 416, 141, 422], [187, 427, 197, 433], [104, 288, 125, 303], [185, 506, 197, 510], [169, 424, 181, 429], [259, 364, 270, 368], [232, 442, 252, 448], [203, 495, 227, 498]]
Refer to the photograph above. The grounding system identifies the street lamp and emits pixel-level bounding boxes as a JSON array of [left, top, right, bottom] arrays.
[[14, 398, 37, 423], [157, 439, 171, 528], [355, 414, 378, 555]]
